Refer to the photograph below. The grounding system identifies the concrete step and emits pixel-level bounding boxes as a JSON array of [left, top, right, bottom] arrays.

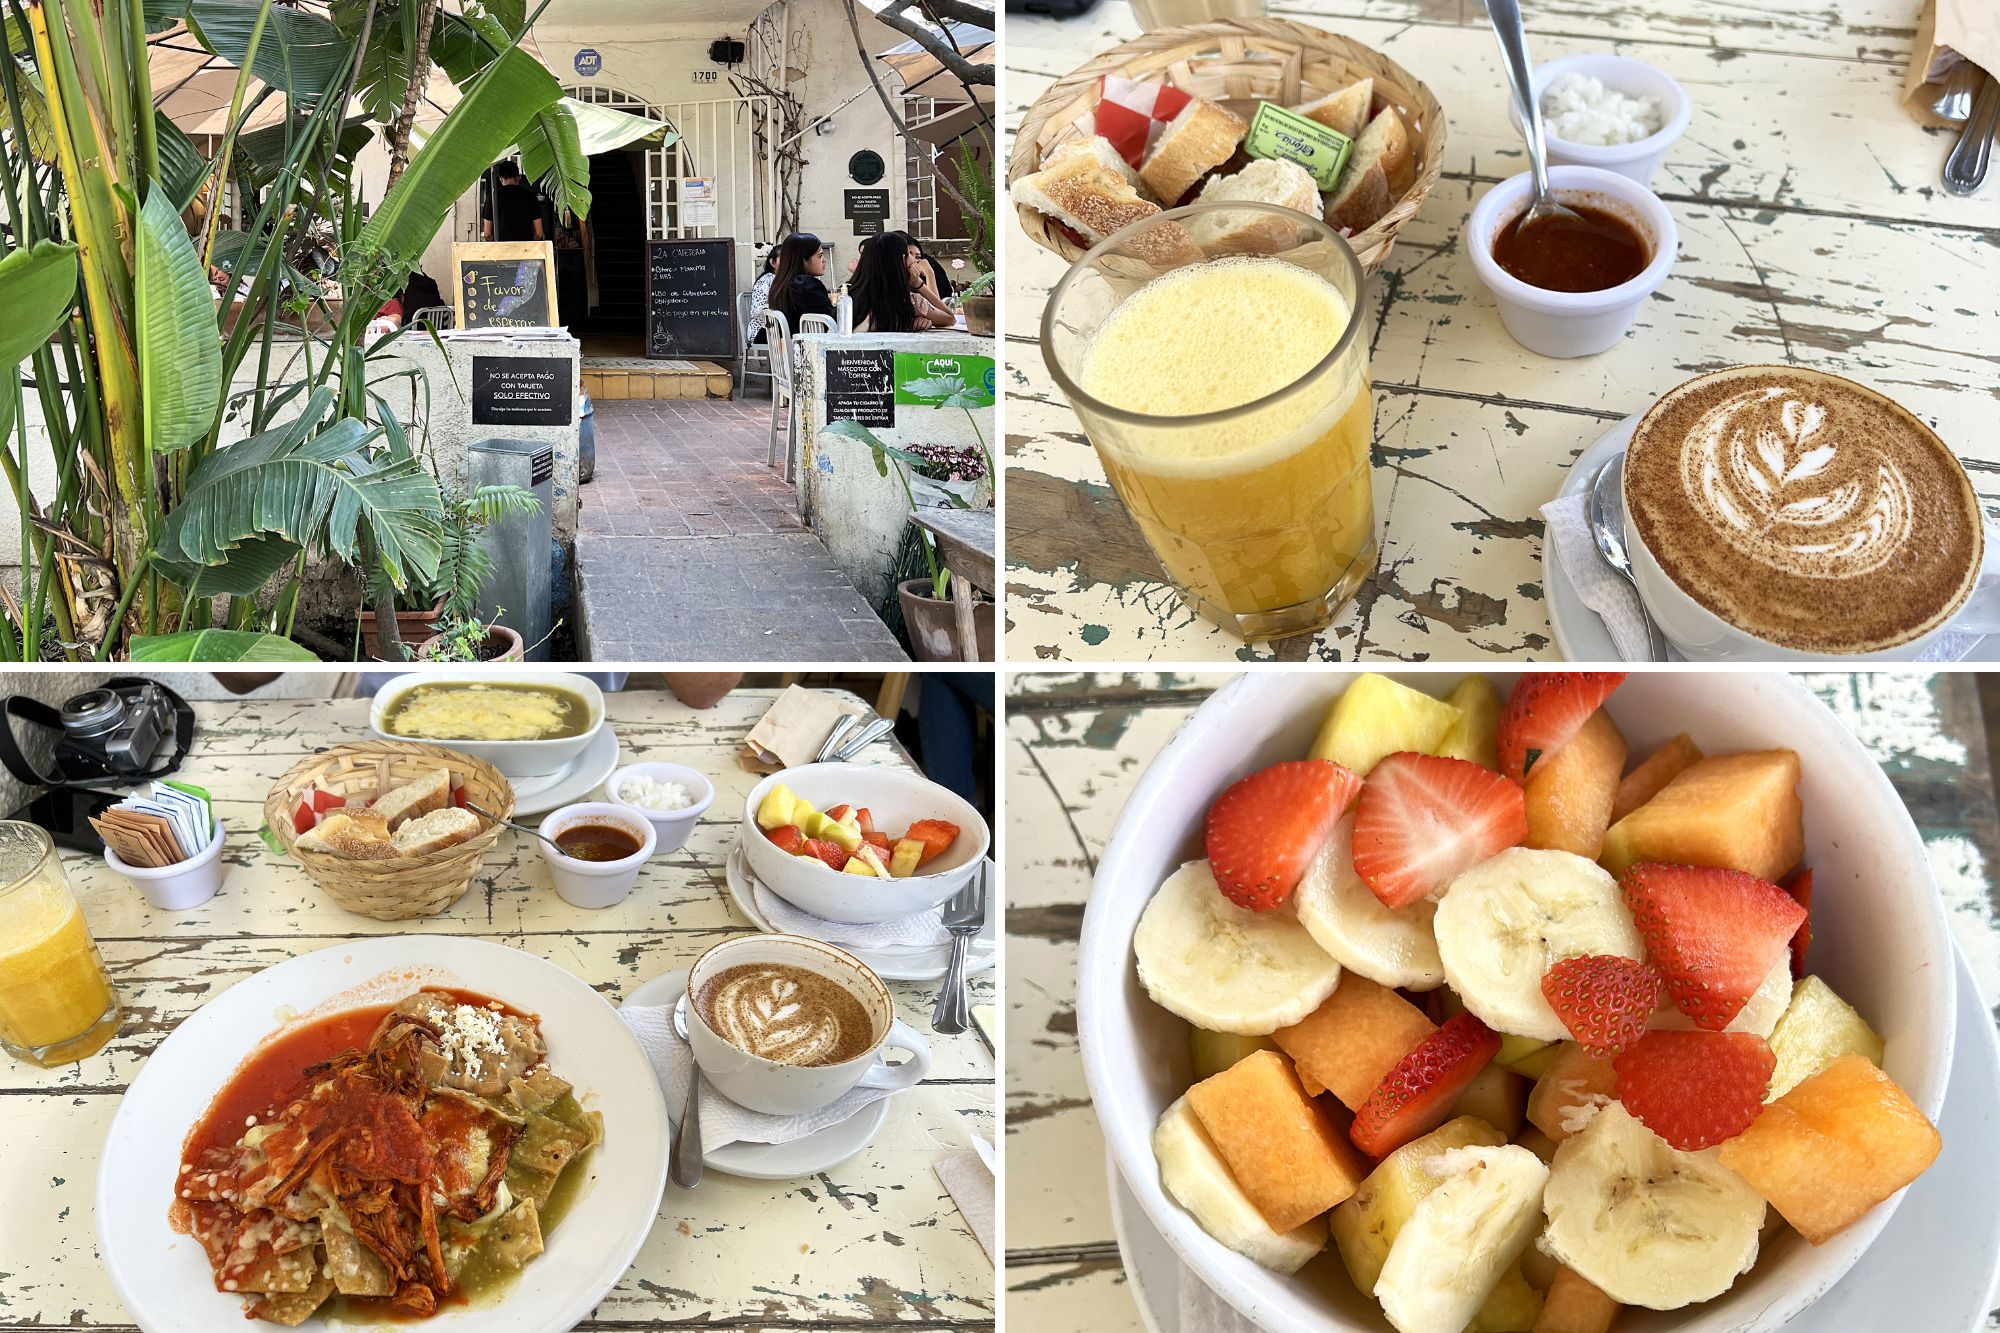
[[583, 358, 733, 400]]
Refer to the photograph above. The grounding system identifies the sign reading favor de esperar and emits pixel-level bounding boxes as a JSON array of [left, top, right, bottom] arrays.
[[893, 352, 996, 408], [471, 356, 573, 426]]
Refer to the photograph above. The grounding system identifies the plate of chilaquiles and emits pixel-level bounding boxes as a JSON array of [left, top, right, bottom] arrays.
[[96, 936, 670, 1332]]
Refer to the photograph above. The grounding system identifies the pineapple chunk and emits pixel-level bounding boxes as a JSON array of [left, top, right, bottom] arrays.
[[1524, 710, 1627, 860], [1449, 1063, 1529, 1139], [1497, 1035, 1558, 1080], [842, 852, 877, 876], [1329, 1116, 1508, 1295], [1599, 749, 1804, 882], [1767, 976, 1886, 1101], [1610, 732, 1704, 824], [1311, 674, 1462, 777], [756, 785, 798, 829], [1717, 1053, 1940, 1244], [1471, 1263, 1545, 1331], [1191, 1029, 1277, 1081], [1533, 1264, 1620, 1333], [807, 810, 864, 852], [1526, 1044, 1618, 1141], [1271, 975, 1437, 1110], [1436, 675, 1503, 770], [1186, 1050, 1369, 1232], [889, 837, 924, 878]]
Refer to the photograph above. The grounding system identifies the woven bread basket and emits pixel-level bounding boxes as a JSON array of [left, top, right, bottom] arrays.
[[265, 742, 515, 921], [1011, 18, 1447, 275]]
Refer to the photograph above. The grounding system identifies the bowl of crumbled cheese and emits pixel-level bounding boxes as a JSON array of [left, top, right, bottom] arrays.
[[604, 761, 715, 852], [1506, 53, 1691, 185]]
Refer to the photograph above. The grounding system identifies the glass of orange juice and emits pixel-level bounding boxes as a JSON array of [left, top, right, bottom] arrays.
[[0, 822, 120, 1067], [1041, 201, 1374, 641]]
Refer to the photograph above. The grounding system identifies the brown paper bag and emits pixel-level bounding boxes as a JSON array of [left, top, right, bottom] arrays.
[[1904, 0, 2000, 127], [738, 685, 872, 774]]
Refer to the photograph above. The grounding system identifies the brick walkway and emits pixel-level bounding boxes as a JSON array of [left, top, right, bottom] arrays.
[[574, 400, 908, 661]]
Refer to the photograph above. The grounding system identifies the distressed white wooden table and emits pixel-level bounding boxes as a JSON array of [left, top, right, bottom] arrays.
[[1004, 671, 2000, 1328], [0, 688, 996, 1332], [1004, 1, 2000, 661]]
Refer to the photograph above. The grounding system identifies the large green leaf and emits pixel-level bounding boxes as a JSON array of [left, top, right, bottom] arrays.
[[188, 0, 348, 103], [0, 239, 78, 368], [513, 98, 675, 222], [153, 533, 300, 597], [135, 185, 223, 453], [237, 114, 372, 190], [129, 629, 318, 661], [143, 0, 192, 31], [566, 96, 675, 156], [154, 113, 209, 210], [355, 45, 562, 269]]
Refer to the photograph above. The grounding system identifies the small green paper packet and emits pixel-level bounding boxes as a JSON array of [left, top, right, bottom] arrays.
[[1244, 102, 1354, 192]]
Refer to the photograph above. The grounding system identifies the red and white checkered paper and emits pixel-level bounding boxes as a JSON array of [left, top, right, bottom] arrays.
[[1087, 75, 1193, 167]]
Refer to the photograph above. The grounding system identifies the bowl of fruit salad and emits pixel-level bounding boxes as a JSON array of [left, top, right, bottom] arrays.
[[743, 762, 989, 923], [1080, 672, 1953, 1333]]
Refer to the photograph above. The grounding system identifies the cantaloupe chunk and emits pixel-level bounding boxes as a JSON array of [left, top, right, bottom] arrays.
[[1330, 1116, 1507, 1296], [1524, 710, 1627, 859], [1311, 674, 1462, 777], [1599, 750, 1804, 882], [1449, 1063, 1529, 1139], [1716, 1052, 1940, 1244], [1525, 1043, 1619, 1141], [1187, 1049, 1371, 1232], [1532, 1264, 1620, 1333], [1272, 976, 1437, 1111], [1610, 732, 1703, 824]]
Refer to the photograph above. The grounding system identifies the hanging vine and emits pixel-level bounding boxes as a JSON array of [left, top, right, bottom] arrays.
[[734, 7, 805, 240]]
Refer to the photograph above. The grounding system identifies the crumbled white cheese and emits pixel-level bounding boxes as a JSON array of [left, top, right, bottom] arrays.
[[435, 1001, 507, 1080], [1542, 73, 1663, 146], [619, 774, 694, 812]]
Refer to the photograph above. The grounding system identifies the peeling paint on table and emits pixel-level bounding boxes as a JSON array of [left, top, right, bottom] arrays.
[[1004, 671, 2000, 1330], [1004, 0, 2000, 661], [0, 689, 995, 1332]]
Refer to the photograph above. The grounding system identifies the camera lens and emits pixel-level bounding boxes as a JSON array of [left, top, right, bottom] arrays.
[[60, 689, 125, 737]]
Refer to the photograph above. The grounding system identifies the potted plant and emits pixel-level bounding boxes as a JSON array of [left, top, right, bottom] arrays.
[[959, 271, 996, 337], [953, 135, 997, 338], [416, 610, 526, 662], [371, 486, 541, 661]]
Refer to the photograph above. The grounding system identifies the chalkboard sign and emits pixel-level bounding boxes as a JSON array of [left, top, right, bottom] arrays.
[[451, 242, 557, 330], [644, 237, 736, 360], [825, 348, 895, 428], [471, 356, 573, 426]]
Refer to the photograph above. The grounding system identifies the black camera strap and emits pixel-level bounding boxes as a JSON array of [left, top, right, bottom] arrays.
[[0, 677, 196, 789]]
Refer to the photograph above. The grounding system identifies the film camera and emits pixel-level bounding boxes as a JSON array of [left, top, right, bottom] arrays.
[[55, 684, 179, 779]]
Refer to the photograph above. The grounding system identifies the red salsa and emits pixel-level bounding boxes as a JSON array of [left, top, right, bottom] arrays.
[[1491, 200, 1650, 293]]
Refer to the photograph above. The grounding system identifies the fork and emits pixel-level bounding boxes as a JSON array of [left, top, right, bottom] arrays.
[[931, 861, 987, 1035]]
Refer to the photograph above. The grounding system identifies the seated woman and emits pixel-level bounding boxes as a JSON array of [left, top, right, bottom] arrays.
[[848, 231, 957, 333], [766, 232, 836, 338], [746, 246, 779, 345]]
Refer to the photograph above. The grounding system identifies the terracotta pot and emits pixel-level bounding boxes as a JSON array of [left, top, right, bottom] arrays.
[[897, 579, 993, 662], [360, 598, 447, 661], [415, 623, 525, 663], [960, 294, 995, 337]]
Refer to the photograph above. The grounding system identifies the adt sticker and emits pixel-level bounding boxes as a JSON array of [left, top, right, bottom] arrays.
[[573, 48, 601, 77]]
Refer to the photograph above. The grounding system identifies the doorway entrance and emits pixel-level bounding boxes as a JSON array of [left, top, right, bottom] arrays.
[[562, 85, 680, 357]]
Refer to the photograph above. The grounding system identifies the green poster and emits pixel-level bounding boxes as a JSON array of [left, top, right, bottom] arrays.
[[894, 352, 995, 408]]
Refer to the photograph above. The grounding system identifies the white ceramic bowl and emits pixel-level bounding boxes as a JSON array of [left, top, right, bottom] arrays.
[[606, 761, 715, 853], [1506, 54, 1692, 185], [370, 670, 605, 779], [1466, 165, 1678, 358], [537, 801, 656, 909], [741, 762, 990, 924], [1079, 672, 1956, 1333], [104, 820, 226, 912]]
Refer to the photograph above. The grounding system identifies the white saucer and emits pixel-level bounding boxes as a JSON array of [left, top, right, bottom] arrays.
[[1107, 941, 2000, 1332], [513, 726, 622, 816], [620, 968, 891, 1180], [725, 834, 997, 983], [1543, 416, 1997, 663]]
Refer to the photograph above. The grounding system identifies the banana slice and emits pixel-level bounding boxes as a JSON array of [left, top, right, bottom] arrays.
[[1134, 860, 1342, 1035], [1374, 1145, 1549, 1333], [1433, 848, 1644, 1041], [1540, 1104, 1764, 1309], [1154, 1096, 1326, 1273], [1294, 815, 1446, 992], [1650, 955, 1792, 1039]]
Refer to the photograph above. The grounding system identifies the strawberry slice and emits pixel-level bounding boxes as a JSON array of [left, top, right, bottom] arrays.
[[1541, 954, 1659, 1057], [803, 838, 849, 871], [1497, 672, 1627, 783], [1613, 1030, 1775, 1150], [766, 824, 807, 855], [1621, 863, 1807, 1030], [856, 807, 875, 834], [862, 830, 892, 851], [1351, 1013, 1501, 1157], [1204, 759, 1362, 911], [1782, 867, 1813, 979], [1349, 752, 1527, 909], [826, 803, 853, 824]]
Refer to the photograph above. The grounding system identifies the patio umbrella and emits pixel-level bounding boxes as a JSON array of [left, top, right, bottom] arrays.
[[878, 22, 994, 106]]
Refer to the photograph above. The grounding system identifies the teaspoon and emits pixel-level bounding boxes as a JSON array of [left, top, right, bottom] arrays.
[[1587, 455, 1669, 661], [1487, 0, 1583, 233], [671, 995, 704, 1188], [463, 800, 563, 855]]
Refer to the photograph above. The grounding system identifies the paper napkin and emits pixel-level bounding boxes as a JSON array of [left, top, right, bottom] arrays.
[[750, 880, 950, 949], [740, 685, 871, 773], [935, 1139, 995, 1261]]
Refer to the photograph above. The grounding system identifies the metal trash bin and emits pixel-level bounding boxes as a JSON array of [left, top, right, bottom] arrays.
[[468, 438, 555, 661]]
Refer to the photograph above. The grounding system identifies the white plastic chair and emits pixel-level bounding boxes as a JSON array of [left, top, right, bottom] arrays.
[[798, 313, 837, 337], [738, 290, 772, 396], [759, 308, 796, 480], [410, 304, 454, 329], [835, 292, 854, 333]]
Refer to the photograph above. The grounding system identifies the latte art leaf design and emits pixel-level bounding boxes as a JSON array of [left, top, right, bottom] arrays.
[[707, 968, 845, 1065], [1679, 386, 1912, 580]]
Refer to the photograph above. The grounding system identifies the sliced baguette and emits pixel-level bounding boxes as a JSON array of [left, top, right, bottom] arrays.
[[1324, 159, 1391, 233], [391, 807, 480, 857], [1048, 134, 1147, 195], [1188, 159, 1322, 254], [1323, 105, 1417, 233], [1293, 78, 1373, 142], [1139, 97, 1248, 206], [296, 809, 395, 860], [373, 768, 448, 832], [1013, 146, 1204, 266], [1356, 104, 1416, 197]]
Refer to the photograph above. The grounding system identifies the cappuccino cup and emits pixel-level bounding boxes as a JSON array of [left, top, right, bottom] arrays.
[[685, 934, 932, 1116], [1622, 365, 2000, 660]]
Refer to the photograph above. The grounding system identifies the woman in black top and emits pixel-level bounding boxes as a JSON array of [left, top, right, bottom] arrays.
[[848, 231, 957, 333], [767, 232, 835, 334]]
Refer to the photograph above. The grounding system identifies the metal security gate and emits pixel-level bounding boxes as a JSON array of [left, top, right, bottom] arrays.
[[564, 84, 678, 240]]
